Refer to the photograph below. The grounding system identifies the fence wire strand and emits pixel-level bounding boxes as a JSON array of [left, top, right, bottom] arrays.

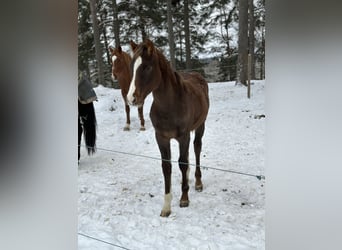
[[78, 232, 132, 250], [81, 145, 265, 180]]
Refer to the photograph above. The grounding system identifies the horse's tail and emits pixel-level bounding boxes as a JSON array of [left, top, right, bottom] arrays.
[[78, 100, 97, 155]]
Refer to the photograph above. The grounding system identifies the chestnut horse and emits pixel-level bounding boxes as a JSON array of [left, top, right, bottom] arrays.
[[109, 46, 145, 131], [127, 39, 209, 217]]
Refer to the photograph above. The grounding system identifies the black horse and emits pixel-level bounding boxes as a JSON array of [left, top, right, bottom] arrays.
[[78, 100, 97, 161], [78, 72, 97, 162]]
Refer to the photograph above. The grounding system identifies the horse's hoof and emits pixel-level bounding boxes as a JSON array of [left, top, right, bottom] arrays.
[[180, 200, 189, 207], [140, 126, 146, 131], [160, 210, 171, 217], [195, 184, 203, 192], [123, 126, 130, 131]]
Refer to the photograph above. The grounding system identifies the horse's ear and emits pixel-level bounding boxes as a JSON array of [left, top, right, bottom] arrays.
[[118, 46, 122, 53], [145, 38, 154, 56], [109, 47, 114, 54], [130, 40, 138, 51]]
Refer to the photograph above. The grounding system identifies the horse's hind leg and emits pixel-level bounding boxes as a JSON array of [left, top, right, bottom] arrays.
[[156, 133, 172, 217], [138, 105, 145, 131], [194, 123, 205, 191], [178, 134, 190, 207]]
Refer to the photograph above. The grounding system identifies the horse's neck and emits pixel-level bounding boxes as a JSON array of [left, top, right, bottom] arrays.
[[152, 65, 179, 109], [117, 60, 131, 86]]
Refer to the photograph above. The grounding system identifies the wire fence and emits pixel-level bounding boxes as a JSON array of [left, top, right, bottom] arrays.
[[78, 232, 132, 250], [81, 145, 265, 181], [78, 144, 265, 249], [79, 126, 265, 248]]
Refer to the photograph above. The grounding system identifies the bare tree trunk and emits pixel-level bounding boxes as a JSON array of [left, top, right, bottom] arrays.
[[248, 0, 255, 79], [103, 28, 111, 65], [261, 28, 265, 79], [178, 30, 183, 64], [184, 0, 191, 70], [100, 12, 111, 66], [89, 0, 104, 85], [138, 6, 147, 41], [237, 0, 248, 86], [112, 0, 121, 48], [167, 0, 176, 69]]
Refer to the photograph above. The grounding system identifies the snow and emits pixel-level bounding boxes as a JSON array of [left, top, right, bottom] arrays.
[[78, 80, 265, 249]]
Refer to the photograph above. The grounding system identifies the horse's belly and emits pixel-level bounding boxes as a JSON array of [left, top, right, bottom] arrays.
[[151, 118, 185, 138]]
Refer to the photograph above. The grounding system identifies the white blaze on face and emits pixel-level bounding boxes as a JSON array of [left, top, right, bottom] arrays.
[[111, 55, 117, 64], [127, 56, 142, 105]]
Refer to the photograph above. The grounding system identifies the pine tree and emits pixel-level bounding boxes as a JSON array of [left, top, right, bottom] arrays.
[[248, 0, 255, 79], [89, 0, 105, 85], [206, 0, 238, 81], [254, 0, 265, 79], [167, 0, 176, 69], [78, 0, 95, 77]]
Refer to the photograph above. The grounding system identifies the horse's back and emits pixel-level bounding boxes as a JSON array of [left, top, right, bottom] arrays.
[[179, 71, 208, 95]]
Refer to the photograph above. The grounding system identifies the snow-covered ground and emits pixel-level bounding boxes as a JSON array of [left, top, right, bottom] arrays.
[[78, 80, 265, 249]]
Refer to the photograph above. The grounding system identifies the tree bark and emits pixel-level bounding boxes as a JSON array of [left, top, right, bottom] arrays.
[[138, 5, 147, 41], [184, 0, 191, 70], [102, 26, 111, 65], [112, 0, 121, 48], [261, 28, 265, 79], [99, 11, 111, 65], [167, 0, 176, 69], [89, 0, 104, 85], [237, 0, 248, 85], [248, 0, 255, 79]]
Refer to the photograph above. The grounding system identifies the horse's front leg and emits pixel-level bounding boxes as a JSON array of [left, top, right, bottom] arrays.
[[138, 105, 145, 131], [156, 133, 172, 217], [124, 102, 131, 131], [178, 134, 190, 207]]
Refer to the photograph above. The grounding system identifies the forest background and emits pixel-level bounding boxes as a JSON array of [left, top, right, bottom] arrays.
[[78, 0, 265, 87]]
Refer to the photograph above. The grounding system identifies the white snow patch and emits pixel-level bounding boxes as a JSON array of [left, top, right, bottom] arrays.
[[79, 80, 265, 249]]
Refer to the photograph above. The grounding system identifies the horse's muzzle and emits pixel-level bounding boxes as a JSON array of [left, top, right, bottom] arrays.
[[127, 94, 137, 106], [127, 95, 143, 107]]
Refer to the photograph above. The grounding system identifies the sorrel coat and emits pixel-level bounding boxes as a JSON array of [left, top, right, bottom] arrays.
[[127, 39, 209, 217], [109, 46, 145, 131]]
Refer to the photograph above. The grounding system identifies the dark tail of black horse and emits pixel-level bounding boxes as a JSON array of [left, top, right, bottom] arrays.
[[78, 100, 97, 160]]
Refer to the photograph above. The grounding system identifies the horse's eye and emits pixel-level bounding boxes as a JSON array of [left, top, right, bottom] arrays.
[[143, 65, 151, 72]]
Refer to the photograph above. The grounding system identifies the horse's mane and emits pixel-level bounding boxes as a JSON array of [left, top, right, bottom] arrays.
[[133, 41, 194, 91], [154, 48, 189, 91]]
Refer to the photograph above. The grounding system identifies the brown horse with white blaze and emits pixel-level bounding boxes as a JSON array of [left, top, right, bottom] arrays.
[[109, 46, 145, 131], [127, 39, 209, 217]]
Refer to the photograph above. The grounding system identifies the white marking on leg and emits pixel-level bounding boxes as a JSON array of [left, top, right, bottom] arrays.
[[186, 165, 190, 182], [161, 192, 172, 214], [124, 123, 130, 131], [127, 56, 142, 105]]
